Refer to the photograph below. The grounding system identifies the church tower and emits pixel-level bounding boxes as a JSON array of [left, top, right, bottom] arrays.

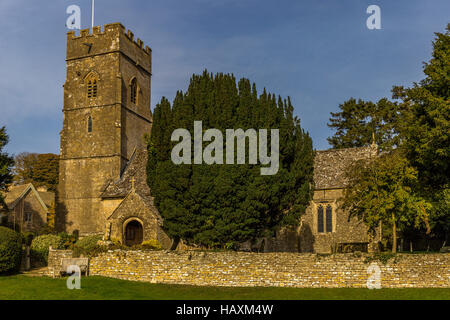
[[58, 23, 152, 235]]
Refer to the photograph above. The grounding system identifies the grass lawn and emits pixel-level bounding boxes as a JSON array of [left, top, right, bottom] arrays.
[[0, 275, 448, 300]]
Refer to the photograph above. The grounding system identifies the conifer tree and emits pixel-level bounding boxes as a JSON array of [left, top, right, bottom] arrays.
[[147, 71, 314, 248]]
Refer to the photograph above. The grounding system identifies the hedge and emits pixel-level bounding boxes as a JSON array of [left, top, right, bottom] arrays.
[[0, 227, 23, 273], [30, 234, 64, 265]]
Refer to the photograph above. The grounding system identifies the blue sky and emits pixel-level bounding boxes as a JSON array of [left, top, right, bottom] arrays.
[[0, 0, 449, 155]]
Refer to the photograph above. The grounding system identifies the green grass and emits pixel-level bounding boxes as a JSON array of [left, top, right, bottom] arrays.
[[0, 275, 448, 300]]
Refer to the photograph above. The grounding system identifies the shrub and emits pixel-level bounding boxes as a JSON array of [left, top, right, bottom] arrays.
[[37, 224, 55, 236], [0, 227, 23, 274], [73, 234, 103, 257], [31, 234, 64, 265], [364, 252, 397, 265], [141, 239, 162, 250], [110, 238, 122, 247], [59, 232, 77, 250], [21, 232, 35, 246], [75, 234, 103, 251]]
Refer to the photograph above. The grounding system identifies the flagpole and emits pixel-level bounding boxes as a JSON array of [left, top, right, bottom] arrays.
[[91, 0, 95, 29]]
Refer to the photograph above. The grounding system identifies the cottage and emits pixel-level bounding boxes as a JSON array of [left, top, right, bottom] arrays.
[[1, 183, 54, 232]]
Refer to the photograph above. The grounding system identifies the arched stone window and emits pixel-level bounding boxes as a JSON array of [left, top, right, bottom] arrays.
[[317, 206, 324, 233], [130, 78, 137, 104], [326, 205, 333, 233], [85, 72, 98, 98], [87, 116, 93, 133]]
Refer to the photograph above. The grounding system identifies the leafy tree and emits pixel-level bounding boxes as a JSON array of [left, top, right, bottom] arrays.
[[327, 98, 400, 151], [429, 188, 450, 246], [0, 127, 14, 210], [47, 201, 56, 230], [147, 71, 314, 248], [13, 153, 59, 191], [33, 154, 59, 191], [341, 151, 431, 253], [328, 25, 449, 247], [392, 25, 449, 245], [392, 24, 449, 190], [13, 152, 37, 185]]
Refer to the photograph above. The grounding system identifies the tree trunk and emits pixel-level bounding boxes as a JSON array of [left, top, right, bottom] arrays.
[[392, 214, 397, 253]]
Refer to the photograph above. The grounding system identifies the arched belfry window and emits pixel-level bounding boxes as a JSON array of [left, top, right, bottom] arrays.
[[317, 206, 324, 233], [87, 116, 93, 133], [85, 72, 98, 98], [130, 78, 137, 104], [326, 205, 333, 233]]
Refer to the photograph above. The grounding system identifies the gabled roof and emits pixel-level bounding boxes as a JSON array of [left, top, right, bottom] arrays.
[[101, 148, 153, 206], [102, 148, 163, 222], [38, 191, 55, 208], [313, 145, 377, 190], [107, 188, 162, 224], [2, 183, 51, 212]]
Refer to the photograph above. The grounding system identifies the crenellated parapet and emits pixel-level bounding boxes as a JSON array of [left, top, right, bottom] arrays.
[[66, 23, 152, 74]]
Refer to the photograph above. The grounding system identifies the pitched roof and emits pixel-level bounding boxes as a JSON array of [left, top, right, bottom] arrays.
[[2, 183, 52, 211], [3, 184, 29, 208], [101, 149, 153, 205], [313, 145, 377, 189], [38, 191, 55, 208], [107, 189, 162, 224]]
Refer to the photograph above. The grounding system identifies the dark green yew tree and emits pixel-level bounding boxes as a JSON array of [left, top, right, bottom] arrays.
[[147, 71, 314, 248]]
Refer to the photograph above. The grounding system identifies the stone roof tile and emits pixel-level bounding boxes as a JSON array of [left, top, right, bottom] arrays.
[[101, 149, 153, 206], [313, 145, 377, 189]]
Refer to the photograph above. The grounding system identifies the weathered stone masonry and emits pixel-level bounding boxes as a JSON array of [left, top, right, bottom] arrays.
[[48, 249, 450, 288]]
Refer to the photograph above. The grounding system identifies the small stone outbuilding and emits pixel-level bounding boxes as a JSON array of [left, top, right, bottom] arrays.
[[101, 149, 172, 248]]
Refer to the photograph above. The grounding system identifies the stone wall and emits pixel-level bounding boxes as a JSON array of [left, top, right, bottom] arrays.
[[48, 249, 450, 288], [47, 247, 74, 277]]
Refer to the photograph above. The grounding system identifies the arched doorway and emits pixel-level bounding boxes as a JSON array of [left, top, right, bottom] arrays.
[[124, 220, 143, 246]]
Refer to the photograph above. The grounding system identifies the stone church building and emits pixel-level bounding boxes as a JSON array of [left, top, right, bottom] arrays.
[[57, 23, 377, 253]]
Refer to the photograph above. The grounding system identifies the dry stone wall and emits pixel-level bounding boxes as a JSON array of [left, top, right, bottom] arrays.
[[47, 248, 74, 277], [48, 249, 450, 288]]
